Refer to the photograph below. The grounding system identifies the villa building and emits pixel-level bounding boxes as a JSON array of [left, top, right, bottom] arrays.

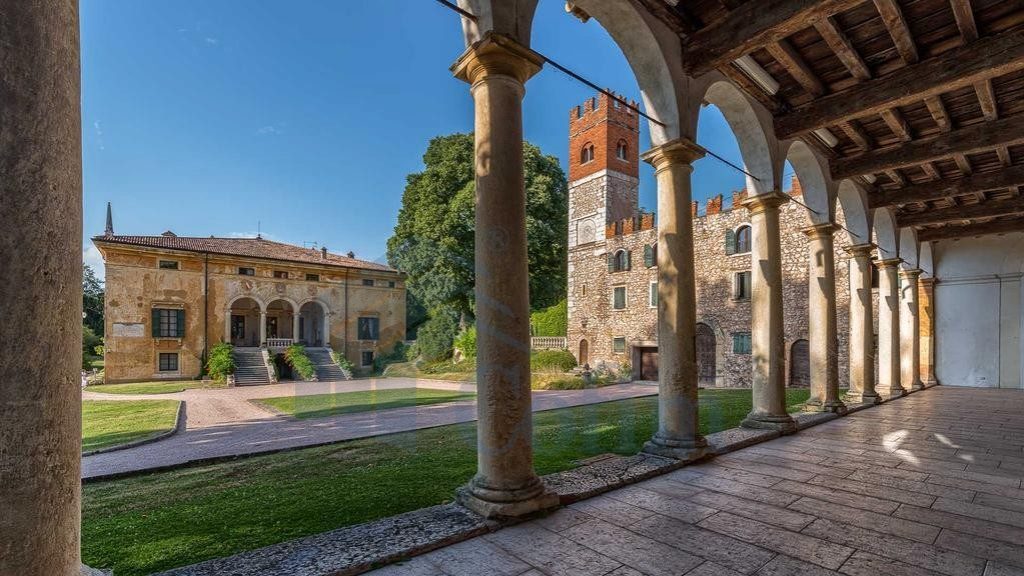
[[93, 212, 405, 383]]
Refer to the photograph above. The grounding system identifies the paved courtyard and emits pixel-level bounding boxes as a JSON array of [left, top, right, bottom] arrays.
[[368, 386, 1024, 576], [81, 379, 657, 479]]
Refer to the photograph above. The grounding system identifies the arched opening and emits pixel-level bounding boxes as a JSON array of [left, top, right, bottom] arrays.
[[265, 299, 296, 345], [298, 301, 328, 347], [735, 224, 751, 254], [580, 143, 595, 164], [696, 322, 717, 386], [227, 297, 262, 347], [578, 339, 589, 366], [789, 339, 810, 388], [615, 139, 628, 161]]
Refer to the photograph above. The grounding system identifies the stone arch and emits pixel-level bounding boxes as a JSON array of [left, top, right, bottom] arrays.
[[225, 296, 263, 347], [695, 80, 777, 194], [298, 299, 331, 347], [696, 316, 728, 387], [899, 227, 920, 270], [457, 0, 687, 144], [836, 179, 873, 245], [265, 297, 299, 341], [873, 207, 900, 260], [225, 293, 266, 313], [783, 139, 834, 225]]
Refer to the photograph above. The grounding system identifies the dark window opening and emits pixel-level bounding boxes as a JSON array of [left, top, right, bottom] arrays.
[[358, 317, 380, 340], [159, 260, 179, 270], [273, 270, 288, 279], [735, 225, 751, 254], [153, 308, 184, 338], [734, 271, 752, 300], [362, 278, 374, 286], [158, 353, 179, 372], [612, 337, 626, 354], [361, 350, 374, 367], [732, 333, 752, 355], [238, 267, 255, 276], [305, 273, 320, 282]]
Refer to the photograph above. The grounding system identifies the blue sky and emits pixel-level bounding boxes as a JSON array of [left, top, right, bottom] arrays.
[[81, 0, 751, 277]]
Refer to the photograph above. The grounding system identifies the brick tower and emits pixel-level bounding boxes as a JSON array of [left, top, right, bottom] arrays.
[[567, 91, 641, 248]]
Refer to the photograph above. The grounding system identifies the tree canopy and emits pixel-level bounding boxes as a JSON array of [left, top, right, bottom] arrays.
[[83, 263, 104, 336], [387, 133, 568, 337]]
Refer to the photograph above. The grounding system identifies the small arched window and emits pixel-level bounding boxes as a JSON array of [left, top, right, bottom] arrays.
[[643, 243, 657, 267], [608, 249, 630, 272], [727, 224, 751, 255], [616, 140, 628, 161], [581, 144, 595, 164]]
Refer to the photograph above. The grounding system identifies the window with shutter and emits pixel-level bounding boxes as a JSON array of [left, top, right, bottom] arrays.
[[176, 309, 185, 337], [624, 250, 631, 271], [152, 308, 183, 338], [725, 228, 737, 255], [649, 282, 657, 308], [735, 225, 752, 254], [732, 333, 752, 354], [607, 253, 615, 273], [643, 245, 652, 267], [612, 286, 626, 310]]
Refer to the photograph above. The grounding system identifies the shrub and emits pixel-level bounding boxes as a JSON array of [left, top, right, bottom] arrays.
[[82, 326, 103, 369], [206, 343, 235, 381], [530, 349, 577, 372], [284, 344, 316, 381], [404, 341, 420, 362], [331, 350, 355, 373], [416, 311, 459, 363], [452, 325, 476, 360], [530, 299, 567, 337], [373, 341, 407, 374]]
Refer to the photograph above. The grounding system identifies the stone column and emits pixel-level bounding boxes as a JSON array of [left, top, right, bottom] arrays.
[[0, 2, 83, 575], [640, 138, 707, 461], [259, 311, 267, 346], [740, 191, 797, 433], [293, 313, 301, 343], [877, 258, 905, 398], [919, 277, 939, 386], [844, 244, 880, 404], [802, 224, 846, 414], [225, 311, 233, 344], [900, 268, 924, 391], [451, 33, 555, 518]]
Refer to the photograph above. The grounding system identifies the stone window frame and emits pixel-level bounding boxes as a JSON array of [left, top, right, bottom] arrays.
[[158, 259, 179, 270], [361, 350, 374, 367], [611, 285, 627, 310], [612, 337, 626, 354], [238, 266, 255, 276], [648, 281, 657, 308], [733, 270, 752, 301], [273, 270, 289, 279], [731, 332, 752, 355], [158, 352, 179, 373], [305, 273, 320, 282], [615, 140, 629, 162], [357, 316, 380, 341], [726, 224, 752, 257], [362, 278, 375, 287], [580, 142, 595, 164]]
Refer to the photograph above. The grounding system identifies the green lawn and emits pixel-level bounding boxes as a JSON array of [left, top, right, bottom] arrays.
[[85, 380, 227, 395], [82, 400, 181, 453], [82, 388, 809, 576], [254, 388, 477, 419]]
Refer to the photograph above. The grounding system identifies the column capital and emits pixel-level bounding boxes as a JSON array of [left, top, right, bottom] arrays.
[[899, 268, 923, 280], [640, 138, 706, 172], [740, 190, 790, 214], [801, 222, 839, 239], [451, 32, 544, 86], [844, 243, 875, 258], [875, 257, 903, 270], [919, 276, 936, 288]]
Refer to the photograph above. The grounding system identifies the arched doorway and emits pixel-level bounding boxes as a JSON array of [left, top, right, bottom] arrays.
[[227, 297, 261, 347], [578, 339, 589, 367], [789, 339, 810, 388], [696, 323, 716, 385], [265, 299, 296, 344], [298, 301, 328, 347]]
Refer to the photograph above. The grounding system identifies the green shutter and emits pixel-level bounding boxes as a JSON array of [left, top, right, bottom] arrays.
[[625, 250, 631, 271], [176, 309, 185, 337], [643, 245, 653, 268], [607, 253, 615, 273], [152, 309, 160, 337], [725, 229, 736, 255]]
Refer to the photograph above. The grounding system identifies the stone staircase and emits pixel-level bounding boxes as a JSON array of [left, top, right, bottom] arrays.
[[232, 347, 272, 386], [306, 347, 351, 381]]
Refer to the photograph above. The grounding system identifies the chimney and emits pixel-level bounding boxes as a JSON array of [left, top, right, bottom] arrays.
[[346, 251, 355, 258], [321, 247, 328, 259], [104, 202, 114, 236]]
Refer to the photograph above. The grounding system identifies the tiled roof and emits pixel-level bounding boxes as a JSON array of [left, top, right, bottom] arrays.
[[92, 233, 397, 273]]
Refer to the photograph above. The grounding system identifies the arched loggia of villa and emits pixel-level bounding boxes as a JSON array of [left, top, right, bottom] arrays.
[[265, 298, 299, 346], [873, 208, 906, 399], [837, 179, 878, 404], [298, 300, 330, 348], [225, 296, 264, 348], [898, 227, 924, 391]]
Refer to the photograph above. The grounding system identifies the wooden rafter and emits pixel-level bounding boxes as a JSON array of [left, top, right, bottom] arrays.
[[766, 39, 825, 96], [976, 79, 999, 121], [998, 146, 1013, 167], [831, 114, 1024, 179], [918, 216, 1024, 241], [954, 154, 974, 175], [950, 0, 978, 43], [814, 16, 871, 81], [924, 96, 953, 133], [874, 0, 918, 64], [633, 0, 699, 35], [869, 164, 1024, 207], [885, 169, 906, 186], [899, 196, 1024, 227], [922, 162, 942, 180], [839, 120, 872, 151], [774, 30, 1024, 139], [880, 108, 913, 142], [681, 0, 866, 77], [717, 63, 787, 115]]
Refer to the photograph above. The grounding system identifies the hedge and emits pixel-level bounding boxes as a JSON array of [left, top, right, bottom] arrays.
[[207, 343, 235, 381], [284, 344, 316, 381], [530, 299, 567, 337]]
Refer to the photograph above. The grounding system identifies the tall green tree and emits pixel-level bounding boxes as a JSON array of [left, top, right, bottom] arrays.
[[83, 263, 104, 337], [387, 133, 568, 337]]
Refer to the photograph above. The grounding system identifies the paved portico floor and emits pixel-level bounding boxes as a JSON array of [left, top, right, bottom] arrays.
[[82, 379, 657, 480], [368, 386, 1024, 576]]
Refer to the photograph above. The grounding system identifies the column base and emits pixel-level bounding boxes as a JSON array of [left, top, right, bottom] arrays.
[[456, 477, 559, 519], [844, 391, 882, 405], [642, 434, 708, 462], [879, 386, 907, 400], [909, 379, 925, 392], [923, 379, 940, 388], [741, 412, 798, 434], [803, 399, 848, 415]]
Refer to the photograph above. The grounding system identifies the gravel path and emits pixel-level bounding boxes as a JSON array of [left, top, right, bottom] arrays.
[[82, 379, 657, 480]]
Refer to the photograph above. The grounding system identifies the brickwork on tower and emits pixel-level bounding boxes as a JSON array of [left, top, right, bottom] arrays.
[[566, 96, 862, 388]]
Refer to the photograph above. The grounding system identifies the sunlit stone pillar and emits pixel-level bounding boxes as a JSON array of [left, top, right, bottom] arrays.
[[803, 224, 846, 414], [0, 2, 83, 575], [877, 258, 905, 399], [292, 313, 300, 343], [900, 268, 924, 392], [259, 311, 267, 346], [919, 277, 939, 386], [741, 192, 797, 433], [451, 33, 556, 518], [844, 244, 880, 404], [640, 139, 707, 461]]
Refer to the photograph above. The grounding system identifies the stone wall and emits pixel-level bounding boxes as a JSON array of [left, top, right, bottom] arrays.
[[100, 244, 405, 382]]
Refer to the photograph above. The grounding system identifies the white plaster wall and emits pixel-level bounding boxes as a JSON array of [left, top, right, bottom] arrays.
[[934, 233, 1024, 388]]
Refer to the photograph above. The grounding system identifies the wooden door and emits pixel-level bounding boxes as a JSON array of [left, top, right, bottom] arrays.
[[696, 323, 716, 385], [789, 339, 810, 388], [578, 339, 589, 366], [640, 348, 659, 381]]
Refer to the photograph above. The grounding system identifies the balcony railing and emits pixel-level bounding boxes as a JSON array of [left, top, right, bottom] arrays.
[[530, 337, 567, 350], [265, 338, 294, 348]]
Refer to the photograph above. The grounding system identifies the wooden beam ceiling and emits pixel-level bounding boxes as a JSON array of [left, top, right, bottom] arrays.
[[774, 30, 1024, 139], [918, 216, 1024, 241], [831, 114, 1024, 179], [874, 0, 918, 64], [898, 196, 1024, 227], [681, 0, 866, 77], [869, 164, 1024, 207], [814, 16, 871, 81], [766, 39, 825, 96]]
